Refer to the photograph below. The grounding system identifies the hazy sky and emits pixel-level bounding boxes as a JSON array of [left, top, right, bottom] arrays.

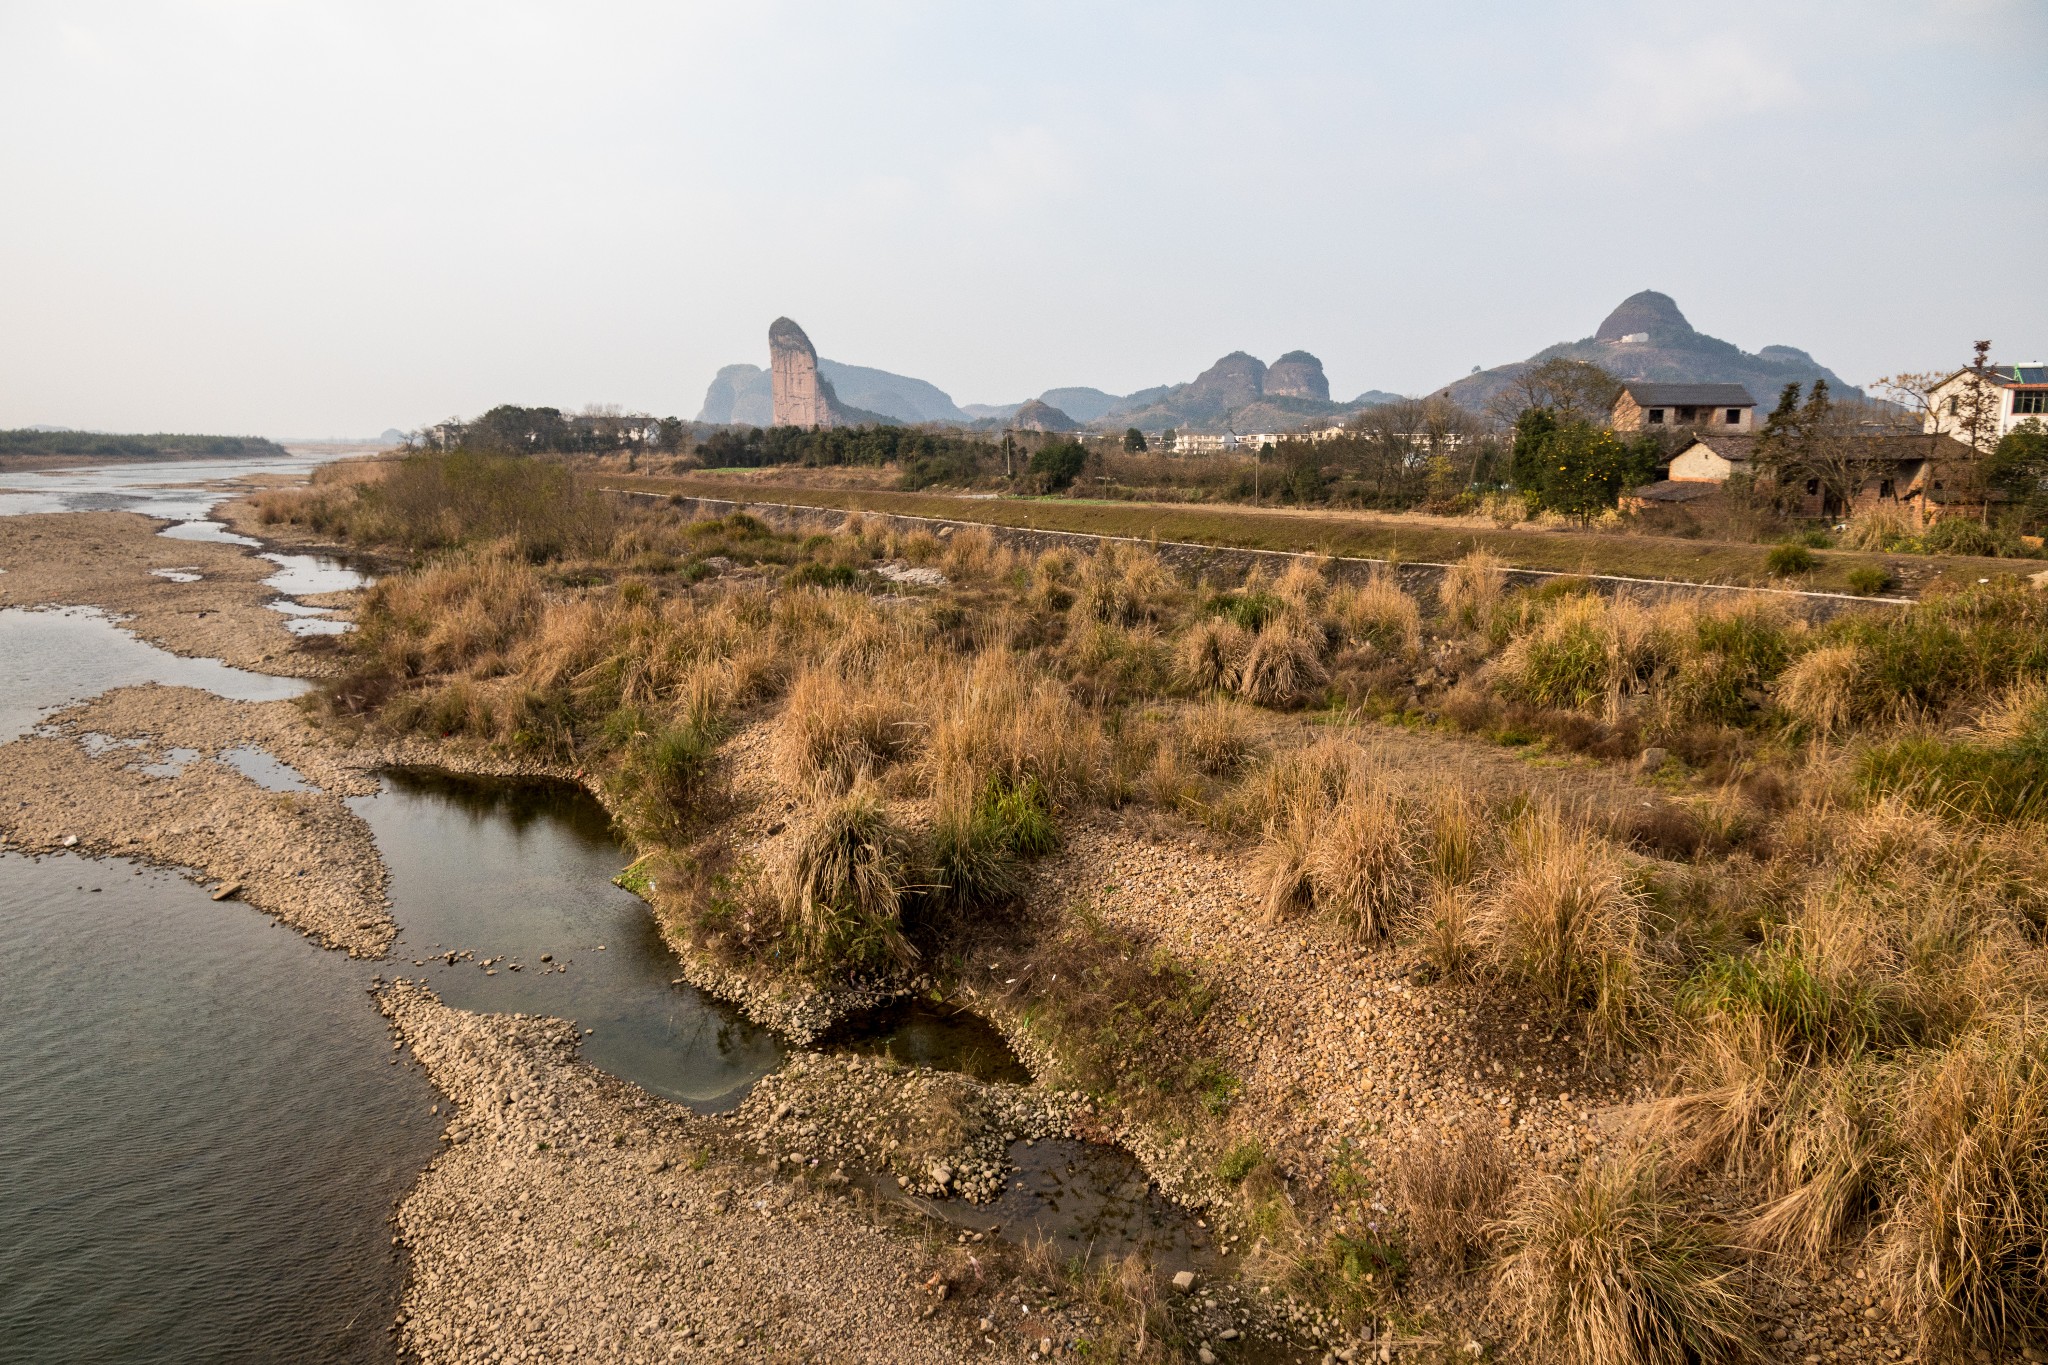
[[2, 1, 2042, 436]]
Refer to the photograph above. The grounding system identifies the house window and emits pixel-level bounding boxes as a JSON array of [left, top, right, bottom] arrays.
[[1724, 408, 1742, 424], [1880, 479, 1895, 499], [1646, 408, 1665, 425], [1806, 479, 1820, 496], [1677, 406, 1697, 421], [2016, 391, 2048, 415]]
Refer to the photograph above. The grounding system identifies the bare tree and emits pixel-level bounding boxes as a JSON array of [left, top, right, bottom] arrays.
[[1483, 357, 1624, 429]]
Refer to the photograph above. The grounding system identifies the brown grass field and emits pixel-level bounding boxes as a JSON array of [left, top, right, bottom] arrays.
[[259, 451, 2048, 1363]]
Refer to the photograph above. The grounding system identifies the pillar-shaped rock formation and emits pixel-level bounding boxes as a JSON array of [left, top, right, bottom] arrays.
[[769, 317, 835, 428]]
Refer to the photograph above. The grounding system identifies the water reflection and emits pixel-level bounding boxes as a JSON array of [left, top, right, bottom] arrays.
[[0, 607, 311, 742], [353, 769, 784, 1110]]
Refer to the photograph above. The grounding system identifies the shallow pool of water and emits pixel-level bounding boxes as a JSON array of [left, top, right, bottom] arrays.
[[832, 1000, 1033, 1085], [354, 769, 784, 1110], [0, 453, 340, 521], [262, 552, 370, 596], [0, 852, 441, 1363], [0, 607, 311, 741]]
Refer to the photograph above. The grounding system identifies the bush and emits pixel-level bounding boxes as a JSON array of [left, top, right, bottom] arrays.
[[1496, 1153, 1755, 1365], [1920, 517, 2007, 558], [1845, 565, 1895, 596], [1766, 542, 1816, 577], [1027, 440, 1087, 492], [1439, 549, 1507, 631], [787, 561, 860, 590]]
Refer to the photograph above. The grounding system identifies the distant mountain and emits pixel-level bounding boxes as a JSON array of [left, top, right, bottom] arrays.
[[1038, 387, 1126, 424], [1010, 399, 1080, 433], [1097, 350, 1397, 433], [1437, 290, 1861, 414], [697, 358, 972, 426], [695, 338, 1409, 435]]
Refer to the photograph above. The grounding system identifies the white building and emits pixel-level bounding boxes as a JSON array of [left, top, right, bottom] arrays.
[[1925, 363, 2048, 446]]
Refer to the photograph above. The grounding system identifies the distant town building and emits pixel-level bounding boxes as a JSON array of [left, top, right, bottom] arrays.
[[1925, 362, 2048, 445], [1611, 382, 1756, 433]]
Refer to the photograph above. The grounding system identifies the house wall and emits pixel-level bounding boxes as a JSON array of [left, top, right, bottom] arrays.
[[1669, 445, 1737, 482], [1926, 374, 2044, 444], [1612, 394, 1754, 434]]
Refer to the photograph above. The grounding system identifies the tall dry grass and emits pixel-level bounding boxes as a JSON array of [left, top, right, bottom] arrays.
[[1440, 549, 1507, 631], [1330, 570, 1422, 658], [1474, 803, 1650, 1047], [1494, 1152, 1757, 1365], [775, 783, 916, 975]]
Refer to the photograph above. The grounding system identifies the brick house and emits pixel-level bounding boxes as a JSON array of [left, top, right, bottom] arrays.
[[1611, 382, 1757, 434], [1656, 431, 1980, 522]]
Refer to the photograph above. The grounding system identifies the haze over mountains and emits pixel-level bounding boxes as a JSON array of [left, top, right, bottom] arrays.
[[696, 291, 1859, 433]]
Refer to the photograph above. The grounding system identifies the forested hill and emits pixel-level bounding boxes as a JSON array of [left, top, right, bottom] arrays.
[[0, 430, 289, 461]]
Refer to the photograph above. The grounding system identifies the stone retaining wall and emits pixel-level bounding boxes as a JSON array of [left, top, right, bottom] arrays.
[[612, 489, 1903, 620]]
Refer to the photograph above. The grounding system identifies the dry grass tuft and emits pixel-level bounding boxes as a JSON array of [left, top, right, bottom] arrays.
[[923, 652, 1106, 807], [1273, 556, 1331, 614], [1234, 616, 1328, 706], [1440, 549, 1507, 631], [1307, 786, 1415, 941], [775, 783, 916, 975], [1880, 1018, 2048, 1361], [1174, 697, 1260, 775], [1776, 643, 1864, 737], [1173, 617, 1250, 694], [1494, 1152, 1757, 1365], [1330, 570, 1423, 658], [1395, 1126, 1513, 1272], [773, 667, 917, 794], [1474, 803, 1649, 1046]]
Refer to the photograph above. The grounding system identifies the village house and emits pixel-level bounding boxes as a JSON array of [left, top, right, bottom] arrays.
[[1610, 382, 1756, 433], [1925, 362, 2048, 445], [1642, 430, 1981, 522]]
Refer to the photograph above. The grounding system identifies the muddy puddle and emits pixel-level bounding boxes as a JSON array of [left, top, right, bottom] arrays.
[[830, 999, 1035, 1085]]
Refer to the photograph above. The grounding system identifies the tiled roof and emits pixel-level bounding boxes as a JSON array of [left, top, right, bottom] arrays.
[[1619, 382, 1757, 407]]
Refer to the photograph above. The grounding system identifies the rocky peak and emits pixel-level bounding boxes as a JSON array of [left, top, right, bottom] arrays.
[[1594, 290, 1694, 344], [1264, 351, 1330, 401], [1185, 352, 1268, 412], [1010, 399, 1079, 433]]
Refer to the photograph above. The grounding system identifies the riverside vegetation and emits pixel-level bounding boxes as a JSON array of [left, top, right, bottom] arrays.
[[257, 450, 2048, 1364]]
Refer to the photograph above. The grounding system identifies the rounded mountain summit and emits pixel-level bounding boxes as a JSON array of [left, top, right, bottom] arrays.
[[1443, 289, 1859, 411]]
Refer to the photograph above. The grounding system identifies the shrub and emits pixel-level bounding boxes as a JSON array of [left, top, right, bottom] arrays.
[[1394, 1127, 1512, 1272], [1766, 542, 1816, 577], [787, 561, 860, 590], [1474, 804, 1649, 1046], [776, 785, 915, 976], [1209, 589, 1284, 633], [1495, 1153, 1756, 1365], [1665, 598, 1797, 725], [1845, 565, 1895, 596], [1920, 517, 2007, 558]]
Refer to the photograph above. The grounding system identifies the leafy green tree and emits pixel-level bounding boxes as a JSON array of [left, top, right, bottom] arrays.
[[1518, 417, 1660, 521], [1986, 420, 2048, 527], [1027, 440, 1087, 493], [1123, 427, 1147, 453], [1510, 406, 1560, 490]]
